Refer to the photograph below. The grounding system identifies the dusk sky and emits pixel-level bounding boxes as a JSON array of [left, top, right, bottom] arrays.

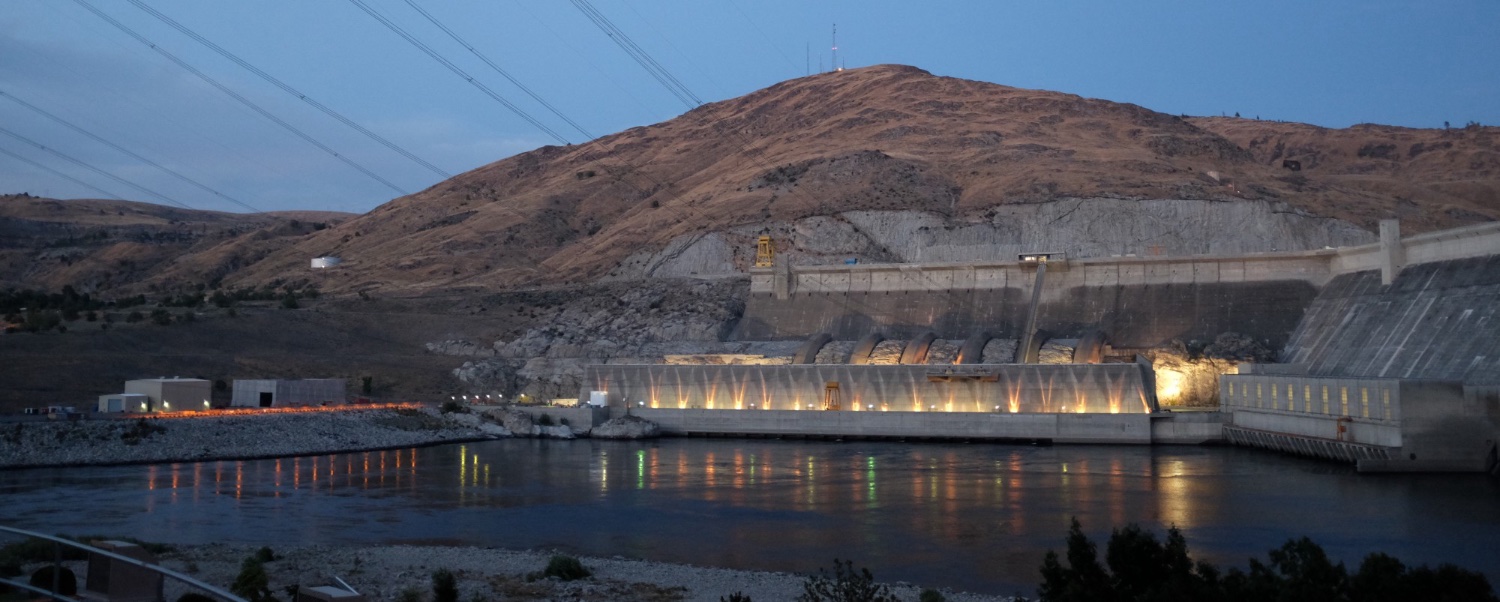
[[2, 0, 1497, 213]]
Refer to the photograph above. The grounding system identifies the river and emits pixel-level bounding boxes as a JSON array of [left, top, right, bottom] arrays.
[[2, 439, 1497, 596]]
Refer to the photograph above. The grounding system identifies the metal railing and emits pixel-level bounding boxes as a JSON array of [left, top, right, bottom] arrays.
[[0, 525, 246, 602]]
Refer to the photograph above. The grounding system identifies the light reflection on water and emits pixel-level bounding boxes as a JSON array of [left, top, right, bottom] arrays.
[[1, 440, 1498, 595]]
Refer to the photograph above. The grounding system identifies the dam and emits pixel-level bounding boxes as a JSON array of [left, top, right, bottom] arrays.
[[580, 221, 1500, 471]]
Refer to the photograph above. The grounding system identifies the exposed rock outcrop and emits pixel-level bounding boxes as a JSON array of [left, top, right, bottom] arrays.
[[590, 414, 662, 440]]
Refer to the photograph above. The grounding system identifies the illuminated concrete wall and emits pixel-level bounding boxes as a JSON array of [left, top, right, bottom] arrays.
[[1221, 374, 1500, 472], [738, 253, 1329, 346], [584, 364, 1158, 414]]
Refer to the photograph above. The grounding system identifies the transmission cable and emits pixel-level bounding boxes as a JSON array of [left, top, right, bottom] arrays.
[[0, 89, 262, 213], [70, 0, 410, 195], [125, 0, 451, 179], [0, 125, 192, 209], [399, 0, 597, 140], [0, 145, 125, 200], [345, 0, 571, 146], [570, 0, 702, 109], [347, 0, 690, 216]]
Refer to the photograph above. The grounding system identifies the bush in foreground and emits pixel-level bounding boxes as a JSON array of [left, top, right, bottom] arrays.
[[1039, 518, 1498, 602], [796, 558, 901, 602]]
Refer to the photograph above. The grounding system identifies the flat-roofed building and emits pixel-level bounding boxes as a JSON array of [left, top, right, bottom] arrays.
[[232, 379, 346, 408], [124, 378, 212, 413]]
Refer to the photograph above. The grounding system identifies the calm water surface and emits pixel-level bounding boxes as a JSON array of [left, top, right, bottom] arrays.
[[2, 440, 1498, 595]]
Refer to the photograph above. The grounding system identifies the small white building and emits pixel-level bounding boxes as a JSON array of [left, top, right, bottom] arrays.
[[232, 379, 346, 408], [97, 393, 150, 413], [310, 256, 342, 269], [124, 378, 212, 413]]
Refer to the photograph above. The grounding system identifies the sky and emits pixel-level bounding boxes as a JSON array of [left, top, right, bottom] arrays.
[[1, 0, 1497, 214]]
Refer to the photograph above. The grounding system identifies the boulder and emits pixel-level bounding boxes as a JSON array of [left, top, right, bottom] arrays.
[[590, 414, 662, 440]]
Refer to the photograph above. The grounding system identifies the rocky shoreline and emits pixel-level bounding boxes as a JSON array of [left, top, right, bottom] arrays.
[[0, 406, 667, 470], [0, 408, 496, 470], [39, 543, 1020, 602]]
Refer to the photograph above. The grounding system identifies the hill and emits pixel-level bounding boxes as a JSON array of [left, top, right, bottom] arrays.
[[0, 193, 352, 294], [218, 64, 1496, 293], [4, 65, 1496, 296]]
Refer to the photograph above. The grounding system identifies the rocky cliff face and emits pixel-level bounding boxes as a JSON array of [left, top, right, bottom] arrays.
[[606, 199, 1376, 278]]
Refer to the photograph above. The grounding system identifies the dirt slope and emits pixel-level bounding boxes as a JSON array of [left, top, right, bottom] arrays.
[[0, 193, 352, 293], [219, 65, 1495, 293]]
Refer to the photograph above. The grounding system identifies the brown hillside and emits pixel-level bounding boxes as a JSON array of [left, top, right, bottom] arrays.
[[0, 194, 353, 293], [225, 65, 1497, 293], [1190, 117, 1499, 224]]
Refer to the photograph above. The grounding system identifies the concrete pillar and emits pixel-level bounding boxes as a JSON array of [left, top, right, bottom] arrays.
[[774, 261, 793, 300], [1379, 219, 1404, 285]]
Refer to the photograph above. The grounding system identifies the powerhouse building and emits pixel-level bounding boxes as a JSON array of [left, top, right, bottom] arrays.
[[232, 379, 346, 408]]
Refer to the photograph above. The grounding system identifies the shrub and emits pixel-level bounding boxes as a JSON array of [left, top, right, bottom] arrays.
[[395, 587, 423, 602], [28, 566, 77, 596], [796, 559, 900, 602], [150, 309, 172, 325], [230, 557, 275, 602], [721, 594, 752, 602], [440, 401, 468, 414], [919, 589, 946, 602], [433, 569, 459, 602], [542, 555, 590, 581], [126, 311, 144, 323], [254, 546, 277, 563], [537, 413, 555, 426], [280, 293, 299, 309]]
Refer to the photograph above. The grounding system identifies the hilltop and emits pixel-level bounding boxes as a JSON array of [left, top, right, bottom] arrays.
[[3, 65, 1496, 296]]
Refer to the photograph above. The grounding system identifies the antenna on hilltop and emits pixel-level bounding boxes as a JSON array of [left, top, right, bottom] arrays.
[[832, 23, 842, 72]]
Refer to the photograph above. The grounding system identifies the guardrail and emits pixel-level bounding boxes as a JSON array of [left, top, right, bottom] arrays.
[[0, 525, 246, 602]]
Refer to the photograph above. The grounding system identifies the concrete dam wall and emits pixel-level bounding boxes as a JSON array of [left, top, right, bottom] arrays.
[[736, 253, 1330, 347], [586, 364, 1157, 414], [1282, 254, 1500, 385]]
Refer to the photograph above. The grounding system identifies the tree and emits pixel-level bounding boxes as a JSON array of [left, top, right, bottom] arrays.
[[280, 292, 299, 309]]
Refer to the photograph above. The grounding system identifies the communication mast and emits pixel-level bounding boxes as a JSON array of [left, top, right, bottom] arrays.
[[832, 24, 842, 72]]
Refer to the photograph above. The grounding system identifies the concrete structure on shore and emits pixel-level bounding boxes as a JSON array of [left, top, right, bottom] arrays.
[[232, 379, 346, 408], [124, 378, 211, 413], [577, 220, 1500, 466], [588, 364, 1157, 413]]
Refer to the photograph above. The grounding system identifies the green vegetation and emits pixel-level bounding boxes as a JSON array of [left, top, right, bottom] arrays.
[[537, 554, 590, 581], [440, 401, 469, 414], [536, 413, 555, 426], [919, 589, 946, 602], [27, 566, 77, 596], [253, 546, 277, 563], [433, 568, 459, 602], [797, 559, 900, 602], [721, 593, 753, 602], [230, 554, 277, 602], [1038, 518, 1498, 602]]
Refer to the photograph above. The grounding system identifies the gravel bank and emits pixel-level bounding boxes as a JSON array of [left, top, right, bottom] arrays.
[[0, 408, 507, 469], [126, 544, 1020, 602]]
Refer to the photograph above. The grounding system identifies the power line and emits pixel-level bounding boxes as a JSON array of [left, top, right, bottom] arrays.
[[570, 0, 702, 109], [125, 0, 452, 180], [70, 0, 410, 195], [399, 0, 597, 140], [722, 0, 802, 75], [344, 0, 572, 146], [0, 89, 262, 213], [0, 125, 192, 209], [0, 145, 125, 200]]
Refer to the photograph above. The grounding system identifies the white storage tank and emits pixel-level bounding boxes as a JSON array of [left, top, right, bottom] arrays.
[[310, 256, 342, 269]]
